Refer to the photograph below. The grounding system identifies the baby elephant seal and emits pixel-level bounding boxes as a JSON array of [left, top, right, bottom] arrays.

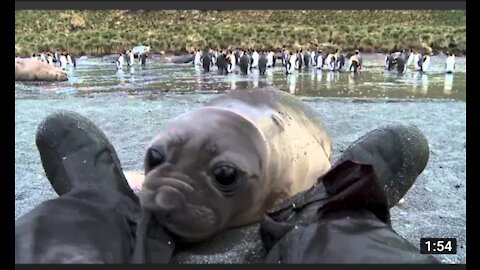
[[139, 88, 332, 242]]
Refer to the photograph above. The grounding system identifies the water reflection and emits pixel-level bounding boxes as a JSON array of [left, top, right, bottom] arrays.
[[14, 55, 466, 101], [411, 72, 420, 95], [288, 74, 297, 94], [115, 70, 126, 84], [348, 72, 357, 90], [251, 69, 260, 88], [265, 69, 274, 85], [194, 66, 203, 90], [316, 70, 323, 82], [326, 71, 335, 90], [421, 74, 429, 95], [444, 73, 454, 94]]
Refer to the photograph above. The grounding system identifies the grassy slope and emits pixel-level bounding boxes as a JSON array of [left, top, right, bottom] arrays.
[[15, 10, 466, 56]]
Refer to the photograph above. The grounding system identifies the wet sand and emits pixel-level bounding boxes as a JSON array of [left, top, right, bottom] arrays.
[[15, 94, 466, 263]]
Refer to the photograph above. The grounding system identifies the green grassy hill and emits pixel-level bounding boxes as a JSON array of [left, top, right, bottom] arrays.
[[15, 10, 466, 56]]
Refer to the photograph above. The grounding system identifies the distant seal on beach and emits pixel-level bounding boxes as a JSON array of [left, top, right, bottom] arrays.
[[15, 59, 68, 81], [171, 54, 194, 64], [137, 88, 333, 242]]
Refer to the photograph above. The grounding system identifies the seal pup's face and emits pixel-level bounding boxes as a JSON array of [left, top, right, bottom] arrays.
[[140, 108, 268, 243]]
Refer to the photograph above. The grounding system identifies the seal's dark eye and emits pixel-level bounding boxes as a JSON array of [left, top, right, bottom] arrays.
[[147, 148, 165, 169], [212, 164, 238, 186]]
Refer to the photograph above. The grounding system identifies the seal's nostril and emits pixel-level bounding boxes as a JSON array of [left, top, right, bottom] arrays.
[[146, 148, 165, 170]]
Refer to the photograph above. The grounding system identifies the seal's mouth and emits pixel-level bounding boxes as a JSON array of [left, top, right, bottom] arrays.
[[140, 176, 219, 242], [140, 176, 193, 212], [161, 205, 218, 243]]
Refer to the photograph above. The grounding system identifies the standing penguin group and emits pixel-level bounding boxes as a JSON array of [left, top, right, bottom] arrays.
[[190, 47, 364, 76], [30, 51, 76, 70], [191, 48, 278, 76], [116, 50, 147, 70], [282, 48, 349, 74], [386, 49, 436, 74]]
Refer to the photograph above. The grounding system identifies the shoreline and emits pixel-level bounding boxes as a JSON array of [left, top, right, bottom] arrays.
[[16, 49, 467, 59]]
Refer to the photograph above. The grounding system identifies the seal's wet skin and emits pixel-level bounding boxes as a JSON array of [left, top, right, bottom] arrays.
[[139, 88, 334, 242]]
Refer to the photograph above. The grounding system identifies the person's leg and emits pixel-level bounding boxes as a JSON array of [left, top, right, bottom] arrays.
[[15, 111, 174, 263], [16, 186, 139, 263], [16, 111, 141, 263], [260, 125, 439, 263]]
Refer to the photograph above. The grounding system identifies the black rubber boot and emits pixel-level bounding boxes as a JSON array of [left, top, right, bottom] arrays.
[[333, 124, 430, 207], [35, 110, 138, 202], [259, 125, 435, 264]]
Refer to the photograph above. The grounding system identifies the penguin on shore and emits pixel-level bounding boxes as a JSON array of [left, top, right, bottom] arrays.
[[71, 54, 77, 67], [251, 49, 259, 68], [445, 52, 456, 74], [421, 53, 431, 72], [348, 50, 362, 73], [310, 49, 317, 66], [60, 53, 68, 70], [334, 49, 346, 71], [116, 53, 124, 70], [266, 50, 274, 68], [239, 50, 250, 75], [194, 49, 202, 66], [304, 49, 311, 68], [54, 52, 60, 64], [125, 50, 134, 68], [258, 51, 267, 75], [325, 53, 335, 71], [211, 50, 218, 67], [296, 50, 303, 70], [46, 53, 54, 65], [216, 50, 228, 74], [413, 52, 423, 71], [385, 52, 396, 71], [202, 49, 212, 72], [282, 49, 289, 67], [316, 50, 324, 70], [39, 53, 46, 63], [227, 50, 236, 73], [66, 53, 73, 66], [406, 49, 414, 67], [396, 55, 407, 74], [140, 53, 147, 68], [287, 51, 297, 74]]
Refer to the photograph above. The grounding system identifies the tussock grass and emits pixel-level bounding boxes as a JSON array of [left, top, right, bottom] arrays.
[[15, 10, 466, 56]]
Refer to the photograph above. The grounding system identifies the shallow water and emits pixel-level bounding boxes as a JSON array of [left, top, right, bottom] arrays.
[[15, 53, 466, 101]]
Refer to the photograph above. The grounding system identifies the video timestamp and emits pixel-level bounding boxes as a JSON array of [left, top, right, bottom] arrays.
[[420, 238, 457, 254]]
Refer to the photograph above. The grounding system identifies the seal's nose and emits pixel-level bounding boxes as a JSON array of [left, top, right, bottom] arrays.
[[154, 186, 186, 214]]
